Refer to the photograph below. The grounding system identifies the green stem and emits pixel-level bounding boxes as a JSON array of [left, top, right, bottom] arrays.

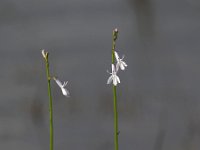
[[112, 29, 119, 150], [113, 86, 118, 150], [44, 55, 54, 150]]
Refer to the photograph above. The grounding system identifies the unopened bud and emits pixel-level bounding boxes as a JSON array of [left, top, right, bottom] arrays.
[[113, 28, 119, 41], [41, 49, 48, 60], [114, 28, 118, 33]]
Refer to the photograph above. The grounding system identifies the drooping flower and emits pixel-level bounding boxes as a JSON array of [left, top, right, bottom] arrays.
[[53, 77, 70, 97], [107, 64, 120, 86], [114, 51, 127, 71]]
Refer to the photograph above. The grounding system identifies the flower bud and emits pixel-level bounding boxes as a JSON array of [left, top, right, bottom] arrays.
[[41, 49, 48, 60]]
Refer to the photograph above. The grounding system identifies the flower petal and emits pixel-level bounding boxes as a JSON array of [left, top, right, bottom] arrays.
[[122, 61, 127, 67], [107, 75, 113, 84], [113, 75, 118, 86], [111, 64, 116, 73], [120, 62, 125, 70], [116, 75, 120, 83], [116, 63, 120, 72], [41, 50, 46, 58], [63, 81, 68, 87], [53, 77, 63, 88], [41, 49, 48, 59], [114, 51, 120, 61], [61, 88, 70, 97]]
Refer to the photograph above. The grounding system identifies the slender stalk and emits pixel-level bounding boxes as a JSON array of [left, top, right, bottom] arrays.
[[112, 29, 119, 150], [43, 52, 54, 150]]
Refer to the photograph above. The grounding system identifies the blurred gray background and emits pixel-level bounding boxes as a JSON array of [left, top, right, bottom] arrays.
[[0, 0, 200, 149]]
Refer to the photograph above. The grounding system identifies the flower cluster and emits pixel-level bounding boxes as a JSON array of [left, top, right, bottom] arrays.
[[107, 51, 127, 86]]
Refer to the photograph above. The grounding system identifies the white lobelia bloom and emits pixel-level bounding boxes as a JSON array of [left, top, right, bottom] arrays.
[[107, 64, 120, 86], [114, 51, 127, 71], [53, 77, 70, 97]]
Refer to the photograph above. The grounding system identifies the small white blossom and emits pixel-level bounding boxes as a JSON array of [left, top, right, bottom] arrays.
[[53, 77, 70, 97], [107, 64, 120, 86], [114, 51, 127, 71], [41, 49, 48, 59]]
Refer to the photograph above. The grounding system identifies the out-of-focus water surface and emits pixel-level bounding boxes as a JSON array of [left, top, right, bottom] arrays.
[[0, 0, 200, 149]]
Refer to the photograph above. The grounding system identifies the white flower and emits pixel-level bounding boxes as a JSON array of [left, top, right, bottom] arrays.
[[53, 77, 70, 97], [114, 51, 127, 71], [41, 49, 48, 59], [107, 64, 120, 86]]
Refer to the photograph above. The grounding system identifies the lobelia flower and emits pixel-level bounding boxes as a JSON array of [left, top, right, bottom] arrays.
[[53, 77, 70, 97], [114, 51, 127, 71], [107, 64, 120, 86]]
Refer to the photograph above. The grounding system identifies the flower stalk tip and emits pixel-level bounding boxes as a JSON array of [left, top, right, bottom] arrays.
[[41, 49, 49, 60], [113, 28, 119, 41]]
